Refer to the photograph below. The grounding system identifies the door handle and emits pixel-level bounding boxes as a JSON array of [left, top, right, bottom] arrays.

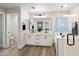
[[67, 33, 75, 46]]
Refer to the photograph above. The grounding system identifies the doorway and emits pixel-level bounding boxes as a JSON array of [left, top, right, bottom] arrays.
[[6, 13, 18, 48]]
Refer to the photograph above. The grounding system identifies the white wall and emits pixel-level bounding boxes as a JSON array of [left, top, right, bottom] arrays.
[[19, 7, 29, 49]]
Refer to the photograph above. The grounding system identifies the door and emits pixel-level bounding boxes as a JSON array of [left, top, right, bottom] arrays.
[[0, 14, 3, 48], [6, 13, 18, 48], [0, 12, 5, 48]]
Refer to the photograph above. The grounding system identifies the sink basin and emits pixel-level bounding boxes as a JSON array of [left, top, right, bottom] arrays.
[[56, 36, 62, 39]]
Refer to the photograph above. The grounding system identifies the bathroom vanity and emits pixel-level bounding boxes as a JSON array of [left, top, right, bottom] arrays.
[[23, 14, 53, 46], [24, 33, 53, 46]]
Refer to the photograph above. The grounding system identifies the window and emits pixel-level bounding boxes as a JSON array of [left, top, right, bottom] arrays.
[[55, 16, 68, 32]]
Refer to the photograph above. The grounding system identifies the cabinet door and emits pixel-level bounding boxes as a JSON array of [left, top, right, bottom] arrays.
[[34, 34, 41, 45], [25, 35, 32, 44], [35, 39, 40, 45], [41, 34, 52, 46], [26, 35, 36, 45]]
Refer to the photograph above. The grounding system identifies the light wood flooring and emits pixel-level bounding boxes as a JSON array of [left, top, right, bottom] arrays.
[[0, 45, 56, 56]]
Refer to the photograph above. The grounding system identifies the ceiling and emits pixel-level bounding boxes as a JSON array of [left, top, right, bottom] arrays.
[[0, 3, 78, 12]]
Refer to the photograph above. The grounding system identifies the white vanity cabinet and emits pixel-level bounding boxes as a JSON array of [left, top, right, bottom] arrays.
[[40, 34, 52, 46], [24, 33, 53, 46], [24, 34, 35, 45]]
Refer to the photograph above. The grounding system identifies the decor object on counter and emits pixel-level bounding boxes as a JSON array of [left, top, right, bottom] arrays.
[[60, 32, 65, 38], [44, 28, 49, 33]]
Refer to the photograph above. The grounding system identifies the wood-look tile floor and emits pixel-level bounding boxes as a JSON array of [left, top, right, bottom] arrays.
[[0, 45, 56, 56]]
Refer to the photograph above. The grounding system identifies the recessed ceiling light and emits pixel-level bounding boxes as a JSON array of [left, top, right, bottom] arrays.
[[61, 5, 63, 8], [61, 4, 68, 8], [32, 6, 35, 9]]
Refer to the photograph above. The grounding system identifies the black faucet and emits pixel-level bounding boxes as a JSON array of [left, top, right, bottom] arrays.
[[60, 33, 65, 38]]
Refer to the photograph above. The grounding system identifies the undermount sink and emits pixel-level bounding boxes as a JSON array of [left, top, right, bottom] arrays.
[[56, 36, 62, 39]]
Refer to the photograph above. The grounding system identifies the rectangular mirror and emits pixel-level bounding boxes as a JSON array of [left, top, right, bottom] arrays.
[[37, 21, 43, 32]]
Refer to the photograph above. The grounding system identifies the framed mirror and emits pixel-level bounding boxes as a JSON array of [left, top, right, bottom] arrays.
[[37, 21, 43, 32]]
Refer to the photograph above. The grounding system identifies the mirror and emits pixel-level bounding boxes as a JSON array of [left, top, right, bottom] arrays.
[[37, 21, 43, 32]]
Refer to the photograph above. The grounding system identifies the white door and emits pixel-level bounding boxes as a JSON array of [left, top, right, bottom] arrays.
[[0, 12, 5, 48], [0, 14, 3, 48], [6, 13, 18, 48]]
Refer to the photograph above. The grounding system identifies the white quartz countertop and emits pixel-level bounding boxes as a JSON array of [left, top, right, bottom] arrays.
[[56, 35, 67, 39], [56, 36, 62, 39], [24, 32, 53, 35], [56, 35, 79, 40]]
